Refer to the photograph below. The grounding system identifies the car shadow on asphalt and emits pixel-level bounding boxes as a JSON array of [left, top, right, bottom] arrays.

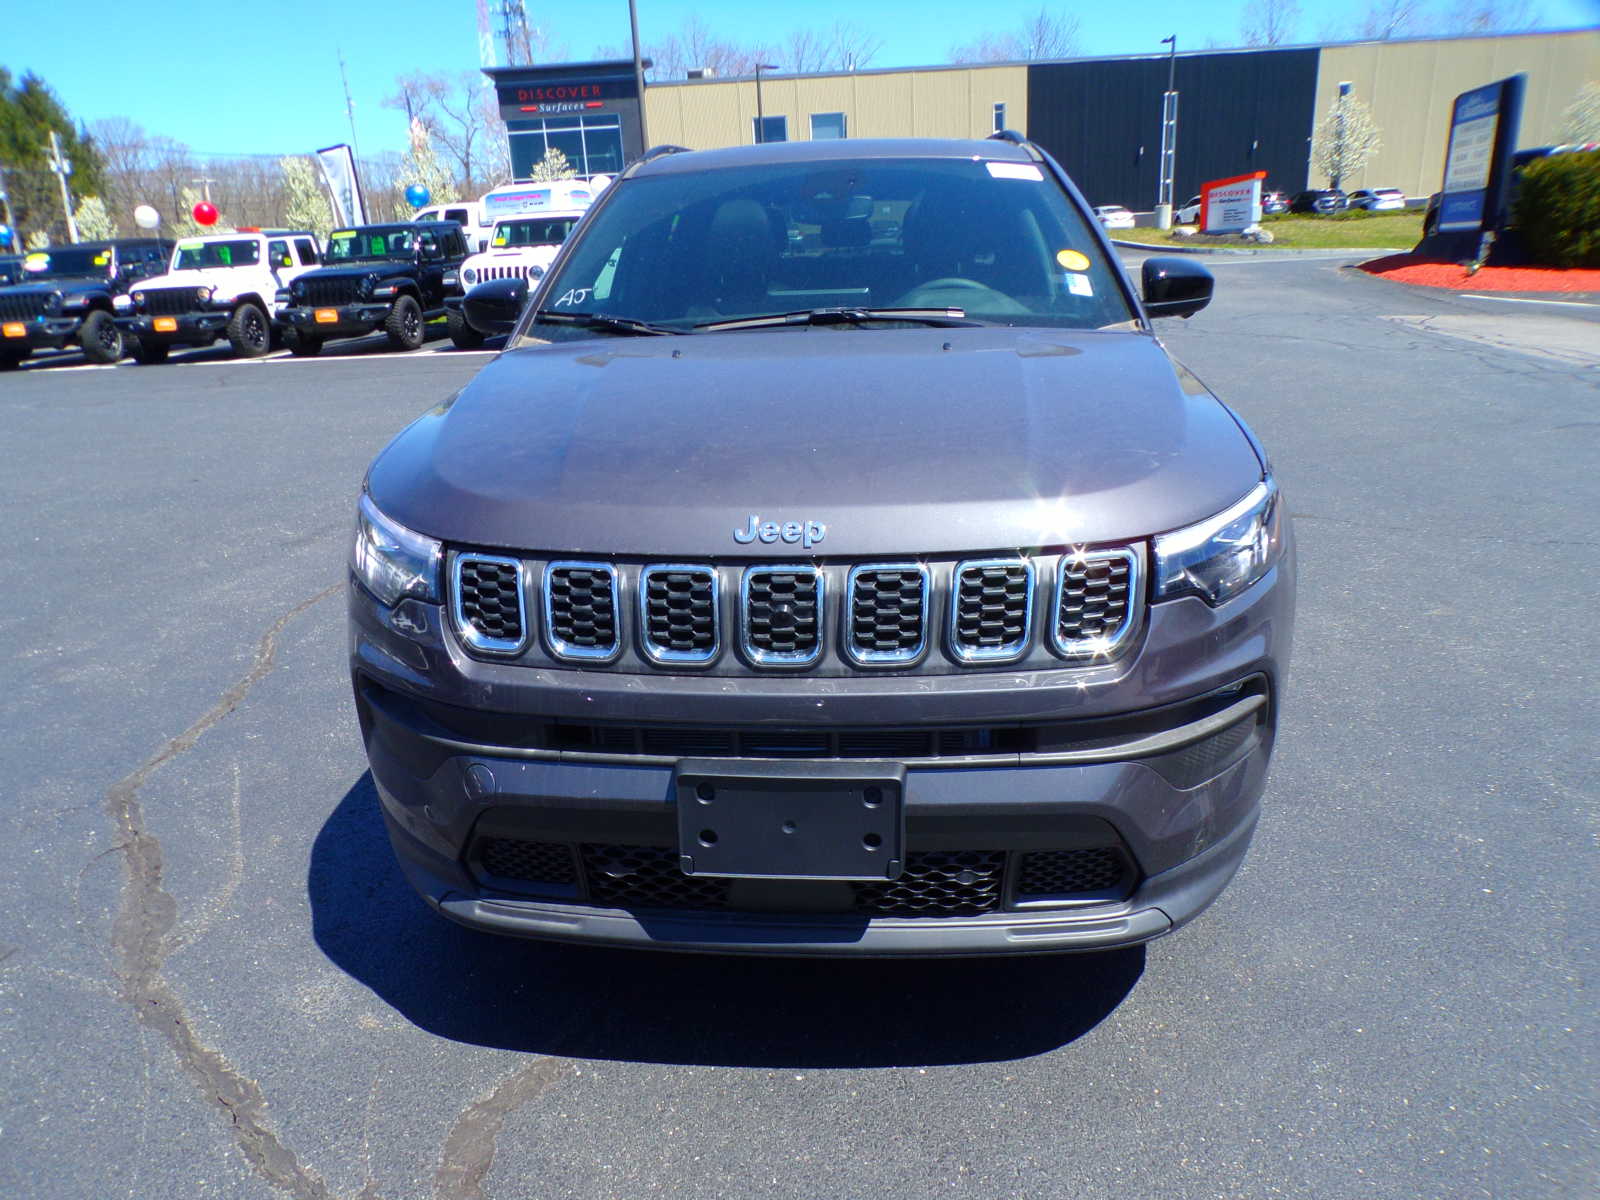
[[310, 773, 1145, 1068]]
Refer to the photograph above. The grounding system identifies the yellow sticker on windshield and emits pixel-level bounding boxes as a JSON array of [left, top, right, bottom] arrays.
[[1057, 249, 1090, 271]]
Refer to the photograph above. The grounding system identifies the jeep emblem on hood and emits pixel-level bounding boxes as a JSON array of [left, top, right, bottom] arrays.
[[733, 514, 827, 549]]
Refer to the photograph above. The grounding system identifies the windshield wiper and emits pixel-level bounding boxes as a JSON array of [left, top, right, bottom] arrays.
[[531, 309, 683, 337], [695, 307, 977, 332]]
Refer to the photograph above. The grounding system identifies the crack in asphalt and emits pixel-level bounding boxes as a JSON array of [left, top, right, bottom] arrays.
[[433, 1059, 574, 1200], [106, 582, 341, 1200]]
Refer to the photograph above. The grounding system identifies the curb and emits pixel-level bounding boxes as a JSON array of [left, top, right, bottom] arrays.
[[1110, 239, 1397, 258]]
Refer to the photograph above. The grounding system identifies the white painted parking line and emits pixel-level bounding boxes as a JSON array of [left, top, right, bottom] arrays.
[[1458, 294, 1599, 309]]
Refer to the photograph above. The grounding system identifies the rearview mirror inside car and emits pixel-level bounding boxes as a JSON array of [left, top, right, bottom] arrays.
[[463, 276, 529, 335], [1141, 257, 1214, 319]]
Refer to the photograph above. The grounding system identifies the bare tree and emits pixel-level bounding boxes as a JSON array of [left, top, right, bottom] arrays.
[[950, 8, 1079, 63], [1241, 0, 1302, 45]]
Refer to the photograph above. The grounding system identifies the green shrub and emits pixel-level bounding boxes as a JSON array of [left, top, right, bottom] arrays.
[[1514, 149, 1600, 268]]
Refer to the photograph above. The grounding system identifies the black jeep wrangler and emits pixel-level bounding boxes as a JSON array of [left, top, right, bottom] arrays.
[[0, 239, 171, 368], [275, 221, 469, 356]]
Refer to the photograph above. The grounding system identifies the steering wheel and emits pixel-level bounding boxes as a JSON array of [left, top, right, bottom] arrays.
[[892, 277, 1028, 314]]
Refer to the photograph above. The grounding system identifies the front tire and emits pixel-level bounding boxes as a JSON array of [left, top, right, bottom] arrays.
[[226, 302, 271, 357], [446, 307, 484, 349], [79, 310, 124, 364], [384, 294, 425, 351]]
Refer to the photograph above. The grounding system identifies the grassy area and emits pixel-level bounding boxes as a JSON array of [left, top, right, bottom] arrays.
[[1111, 211, 1424, 250]]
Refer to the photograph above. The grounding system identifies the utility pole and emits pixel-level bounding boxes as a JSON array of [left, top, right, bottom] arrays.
[[46, 130, 79, 244], [1156, 35, 1178, 230]]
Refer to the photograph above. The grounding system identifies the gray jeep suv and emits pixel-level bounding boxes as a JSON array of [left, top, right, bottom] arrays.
[[350, 136, 1295, 956]]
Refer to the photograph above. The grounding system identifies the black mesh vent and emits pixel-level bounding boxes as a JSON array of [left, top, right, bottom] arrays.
[[547, 566, 617, 654], [853, 851, 1006, 917], [581, 844, 730, 909], [953, 563, 1031, 652], [457, 558, 523, 645], [1015, 848, 1132, 900], [744, 570, 821, 659], [848, 568, 926, 657], [141, 286, 204, 316], [0, 291, 49, 322], [299, 276, 363, 307], [643, 568, 717, 656], [1058, 554, 1133, 644], [477, 838, 577, 885]]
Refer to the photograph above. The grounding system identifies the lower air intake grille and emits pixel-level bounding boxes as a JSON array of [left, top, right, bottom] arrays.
[[641, 566, 717, 661], [478, 838, 577, 885], [1015, 848, 1133, 902], [743, 568, 821, 663], [846, 565, 927, 663], [455, 556, 524, 650], [952, 561, 1033, 659], [853, 851, 1005, 917], [581, 844, 730, 909], [545, 564, 618, 658]]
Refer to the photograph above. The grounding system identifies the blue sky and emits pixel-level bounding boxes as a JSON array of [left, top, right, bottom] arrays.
[[4, 0, 1596, 158]]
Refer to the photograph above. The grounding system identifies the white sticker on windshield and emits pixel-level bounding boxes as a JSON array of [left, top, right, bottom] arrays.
[[986, 162, 1043, 181], [1065, 272, 1094, 297]]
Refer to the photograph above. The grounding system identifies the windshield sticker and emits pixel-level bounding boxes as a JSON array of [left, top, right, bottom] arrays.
[[1065, 272, 1094, 297], [23, 252, 48, 272], [553, 287, 592, 308], [1056, 249, 1090, 272], [986, 162, 1044, 182]]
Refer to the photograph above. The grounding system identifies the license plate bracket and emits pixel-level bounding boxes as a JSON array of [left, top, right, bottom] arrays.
[[675, 759, 905, 881]]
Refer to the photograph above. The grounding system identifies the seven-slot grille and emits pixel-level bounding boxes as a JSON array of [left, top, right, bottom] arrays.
[[742, 567, 822, 664], [453, 555, 525, 652], [140, 286, 205, 316], [846, 565, 929, 664], [544, 563, 619, 660], [640, 566, 718, 663], [950, 560, 1033, 661], [1054, 549, 1139, 656], [298, 276, 363, 307], [0, 291, 49, 322]]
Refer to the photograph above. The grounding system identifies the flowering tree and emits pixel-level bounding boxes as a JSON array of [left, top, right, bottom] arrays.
[[1313, 93, 1382, 191]]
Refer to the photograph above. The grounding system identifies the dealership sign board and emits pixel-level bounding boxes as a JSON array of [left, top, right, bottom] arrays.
[[1436, 74, 1525, 233], [1200, 170, 1267, 234]]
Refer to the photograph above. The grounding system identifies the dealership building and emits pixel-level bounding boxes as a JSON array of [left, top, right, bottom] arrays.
[[487, 28, 1595, 206]]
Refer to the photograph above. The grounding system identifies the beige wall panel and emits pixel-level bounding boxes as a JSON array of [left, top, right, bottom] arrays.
[[850, 73, 917, 137], [1316, 32, 1600, 198]]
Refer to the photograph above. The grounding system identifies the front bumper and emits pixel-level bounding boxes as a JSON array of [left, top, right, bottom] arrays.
[[350, 543, 1294, 955], [278, 303, 390, 337], [116, 311, 229, 344]]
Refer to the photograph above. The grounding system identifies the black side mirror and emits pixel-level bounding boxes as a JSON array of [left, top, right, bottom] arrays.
[[463, 276, 529, 335], [1141, 257, 1214, 320]]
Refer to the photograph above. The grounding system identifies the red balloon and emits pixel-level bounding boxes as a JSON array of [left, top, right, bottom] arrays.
[[192, 201, 218, 226]]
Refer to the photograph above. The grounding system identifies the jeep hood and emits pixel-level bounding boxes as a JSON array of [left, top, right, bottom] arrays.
[[368, 326, 1264, 558]]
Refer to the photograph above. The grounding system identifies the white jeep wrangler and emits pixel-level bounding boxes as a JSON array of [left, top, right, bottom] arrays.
[[114, 230, 321, 362], [444, 210, 587, 348]]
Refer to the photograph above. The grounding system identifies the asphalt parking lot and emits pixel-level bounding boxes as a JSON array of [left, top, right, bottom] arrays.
[[2, 257, 1596, 1199]]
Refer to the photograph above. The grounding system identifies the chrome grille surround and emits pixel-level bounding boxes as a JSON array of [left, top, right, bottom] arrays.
[[638, 564, 719, 665], [740, 565, 825, 667], [543, 561, 621, 662], [948, 558, 1035, 664], [451, 553, 528, 655], [843, 563, 931, 667], [1051, 547, 1142, 661]]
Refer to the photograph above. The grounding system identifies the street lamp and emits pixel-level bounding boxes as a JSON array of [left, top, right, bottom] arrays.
[[754, 63, 779, 143], [1156, 35, 1179, 229]]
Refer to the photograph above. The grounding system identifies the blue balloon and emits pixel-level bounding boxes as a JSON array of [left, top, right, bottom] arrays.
[[405, 184, 430, 209]]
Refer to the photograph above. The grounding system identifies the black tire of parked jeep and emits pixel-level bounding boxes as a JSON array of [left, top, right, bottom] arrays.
[[79, 309, 124, 364], [227, 302, 272, 358], [286, 330, 322, 357], [129, 338, 170, 364], [384, 294, 425, 351], [446, 307, 484, 349]]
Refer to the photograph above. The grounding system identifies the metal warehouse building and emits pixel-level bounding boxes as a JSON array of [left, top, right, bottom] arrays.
[[494, 28, 1594, 207]]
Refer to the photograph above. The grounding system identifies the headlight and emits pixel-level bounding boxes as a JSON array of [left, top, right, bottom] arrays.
[[1154, 477, 1283, 606], [196, 286, 213, 302], [462, 267, 477, 285], [352, 493, 441, 607]]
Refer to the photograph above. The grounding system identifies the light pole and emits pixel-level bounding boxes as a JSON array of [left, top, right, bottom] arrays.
[[1156, 35, 1178, 230], [753, 63, 779, 143]]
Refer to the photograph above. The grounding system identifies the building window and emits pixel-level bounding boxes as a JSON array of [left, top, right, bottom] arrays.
[[507, 114, 623, 179], [810, 112, 847, 140], [753, 115, 788, 144], [993, 102, 1006, 133]]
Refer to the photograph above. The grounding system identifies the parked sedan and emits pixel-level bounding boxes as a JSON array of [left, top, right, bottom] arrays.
[[1290, 189, 1348, 214], [1093, 204, 1136, 229], [1347, 188, 1406, 211]]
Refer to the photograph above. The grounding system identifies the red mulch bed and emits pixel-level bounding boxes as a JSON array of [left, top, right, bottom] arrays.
[[1359, 253, 1600, 293]]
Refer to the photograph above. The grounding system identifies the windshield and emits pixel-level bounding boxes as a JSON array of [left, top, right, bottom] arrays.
[[490, 217, 579, 248], [173, 239, 261, 271], [21, 246, 114, 279], [324, 227, 416, 263], [522, 158, 1134, 341]]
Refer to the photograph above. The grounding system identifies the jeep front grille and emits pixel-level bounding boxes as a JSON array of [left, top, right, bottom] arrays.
[[141, 286, 204, 316], [1054, 548, 1139, 658], [640, 565, 718, 663], [299, 277, 363, 307], [950, 560, 1034, 662], [0, 292, 49, 322], [544, 562, 619, 660], [742, 567, 822, 665], [845, 564, 929, 665], [453, 554, 525, 653]]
